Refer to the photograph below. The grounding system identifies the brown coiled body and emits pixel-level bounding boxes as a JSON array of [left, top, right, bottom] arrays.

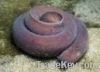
[[12, 6, 88, 63]]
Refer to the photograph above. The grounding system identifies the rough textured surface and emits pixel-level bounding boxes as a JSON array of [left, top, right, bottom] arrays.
[[0, 0, 100, 72], [74, 0, 100, 27], [0, 0, 31, 56], [0, 55, 61, 72]]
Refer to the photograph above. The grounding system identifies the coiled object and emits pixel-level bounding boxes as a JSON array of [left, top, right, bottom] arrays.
[[12, 6, 88, 63]]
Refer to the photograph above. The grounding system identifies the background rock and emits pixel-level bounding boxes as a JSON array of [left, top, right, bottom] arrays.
[[73, 0, 100, 27], [0, 55, 61, 72]]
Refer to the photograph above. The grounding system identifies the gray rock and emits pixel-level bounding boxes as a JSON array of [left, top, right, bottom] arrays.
[[73, 0, 100, 27]]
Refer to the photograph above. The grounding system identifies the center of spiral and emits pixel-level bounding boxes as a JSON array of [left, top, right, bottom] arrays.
[[39, 12, 63, 25]]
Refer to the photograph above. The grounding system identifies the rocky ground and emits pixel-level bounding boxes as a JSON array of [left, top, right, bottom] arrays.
[[0, 0, 100, 72]]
